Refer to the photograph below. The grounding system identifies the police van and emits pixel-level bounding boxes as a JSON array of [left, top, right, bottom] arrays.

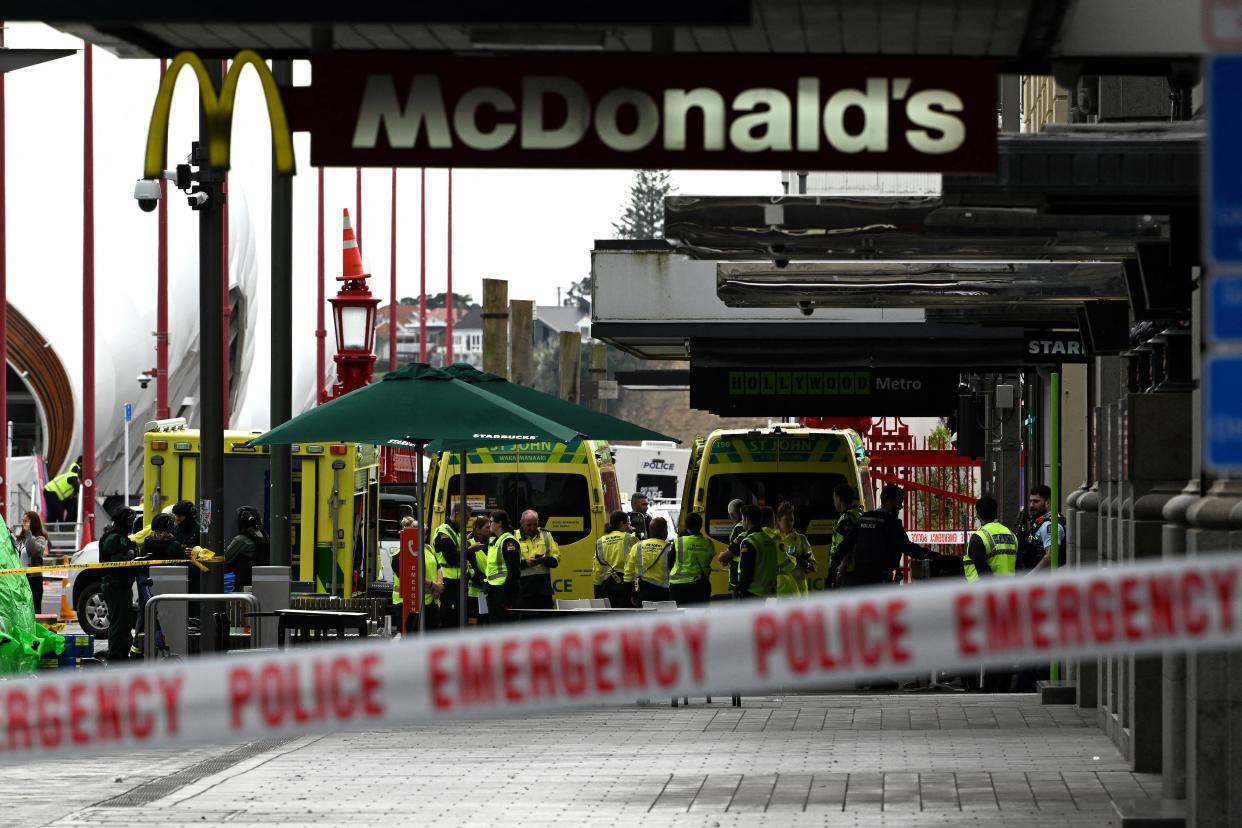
[[678, 425, 873, 595], [612, 440, 690, 502], [423, 440, 621, 601], [142, 419, 381, 598]]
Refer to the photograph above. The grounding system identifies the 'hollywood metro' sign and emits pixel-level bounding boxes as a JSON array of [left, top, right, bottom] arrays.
[[286, 54, 996, 171]]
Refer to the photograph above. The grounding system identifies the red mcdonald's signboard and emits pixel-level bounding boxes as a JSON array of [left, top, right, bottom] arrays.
[[285, 54, 996, 171]]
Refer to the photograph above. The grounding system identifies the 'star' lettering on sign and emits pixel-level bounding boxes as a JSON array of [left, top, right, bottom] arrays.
[[285, 55, 996, 171]]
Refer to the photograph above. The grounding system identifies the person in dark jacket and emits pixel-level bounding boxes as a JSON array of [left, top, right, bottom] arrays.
[[223, 506, 269, 591], [171, 500, 200, 549], [830, 485, 934, 588], [99, 508, 138, 661], [131, 512, 187, 656]]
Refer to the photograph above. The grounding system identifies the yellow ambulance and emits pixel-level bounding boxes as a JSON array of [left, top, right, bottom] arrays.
[[142, 418, 380, 597], [677, 425, 873, 595], [423, 440, 622, 601]]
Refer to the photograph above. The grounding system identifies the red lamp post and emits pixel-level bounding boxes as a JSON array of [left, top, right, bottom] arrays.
[[329, 209, 380, 399]]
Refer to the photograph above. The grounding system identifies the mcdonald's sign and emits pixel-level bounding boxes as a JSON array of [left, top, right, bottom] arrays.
[[143, 50, 295, 179]]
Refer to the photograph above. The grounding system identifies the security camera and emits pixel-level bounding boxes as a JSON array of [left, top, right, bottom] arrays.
[[187, 190, 210, 209], [797, 300, 815, 317], [137, 373, 152, 389], [134, 179, 161, 212]]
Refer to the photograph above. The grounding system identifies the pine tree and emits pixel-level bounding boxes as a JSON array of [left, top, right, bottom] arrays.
[[612, 170, 673, 240]]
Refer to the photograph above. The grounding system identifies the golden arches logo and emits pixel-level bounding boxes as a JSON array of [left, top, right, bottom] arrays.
[[143, 50, 295, 178]]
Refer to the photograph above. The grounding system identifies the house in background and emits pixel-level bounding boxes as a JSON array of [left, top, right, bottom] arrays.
[[534, 305, 592, 349], [375, 303, 476, 367]]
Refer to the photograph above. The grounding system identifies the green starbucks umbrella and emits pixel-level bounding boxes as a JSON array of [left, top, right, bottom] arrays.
[[251, 363, 579, 452], [441, 363, 678, 443], [252, 363, 579, 626]]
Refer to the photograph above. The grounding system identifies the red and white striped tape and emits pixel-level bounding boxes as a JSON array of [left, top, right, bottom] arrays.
[[1, 555, 1238, 762]]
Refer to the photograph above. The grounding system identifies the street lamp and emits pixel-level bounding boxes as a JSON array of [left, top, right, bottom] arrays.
[[329, 209, 380, 399]]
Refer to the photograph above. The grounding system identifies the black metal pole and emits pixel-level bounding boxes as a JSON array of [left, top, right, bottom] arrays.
[[269, 59, 293, 570], [459, 449, 468, 629], [197, 108, 225, 650]]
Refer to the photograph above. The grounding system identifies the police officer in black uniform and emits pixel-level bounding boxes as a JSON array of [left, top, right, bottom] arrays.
[[99, 508, 139, 662], [829, 484, 934, 588]]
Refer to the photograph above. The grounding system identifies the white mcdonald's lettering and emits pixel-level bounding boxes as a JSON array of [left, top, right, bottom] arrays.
[[351, 75, 966, 156]]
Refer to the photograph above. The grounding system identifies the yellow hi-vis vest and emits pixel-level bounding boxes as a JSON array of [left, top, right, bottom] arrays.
[[744, 529, 781, 596], [432, 522, 462, 579], [669, 534, 715, 584], [45, 468, 79, 499], [469, 546, 487, 598], [628, 537, 672, 588], [966, 521, 1019, 582], [518, 529, 559, 578], [391, 545, 436, 606], [485, 531, 517, 587], [776, 530, 812, 597], [592, 530, 633, 585]]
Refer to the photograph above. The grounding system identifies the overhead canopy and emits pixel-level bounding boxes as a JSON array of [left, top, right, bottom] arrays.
[[715, 260, 1127, 327], [18, 0, 1206, 72], [440, 363, 678, 444]]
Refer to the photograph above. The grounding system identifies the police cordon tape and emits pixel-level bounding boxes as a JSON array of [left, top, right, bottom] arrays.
[[0, 556, 218, 578], [0, 554, 1239, 762]]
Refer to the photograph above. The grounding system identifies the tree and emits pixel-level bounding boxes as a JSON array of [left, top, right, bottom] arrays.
[[564, 276, 591, 312], [613, 170, 673, 240], [424, 291, 474, 309]]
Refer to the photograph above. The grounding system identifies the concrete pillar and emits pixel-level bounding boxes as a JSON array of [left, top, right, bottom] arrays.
[[482, 278, 509, 378], [1095, 354, 1124, 739], [1125, 391, 1193, 773], [1075, 483, 1100, 707], [1185, 477, 1242, 827], [1161, 479, 1200, 800], [509, 299, 534, 387], [149, 565, 189, 657]]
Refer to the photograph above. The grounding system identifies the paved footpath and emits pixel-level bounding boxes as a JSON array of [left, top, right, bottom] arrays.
[[1, 694, 1157, 827]]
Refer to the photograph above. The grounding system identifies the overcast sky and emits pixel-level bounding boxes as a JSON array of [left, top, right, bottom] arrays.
[[5, 23, 782, 314]]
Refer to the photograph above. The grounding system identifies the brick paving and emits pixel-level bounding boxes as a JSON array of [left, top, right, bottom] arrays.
[[0, 694, 1157, 827]]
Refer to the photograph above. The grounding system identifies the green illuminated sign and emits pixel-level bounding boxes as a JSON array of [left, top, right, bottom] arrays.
[[727, 371, 872, 396]]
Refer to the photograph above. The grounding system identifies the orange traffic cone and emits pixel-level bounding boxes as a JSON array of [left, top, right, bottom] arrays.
[[339, 208, 370, 283], [58, 556, 77, 622]]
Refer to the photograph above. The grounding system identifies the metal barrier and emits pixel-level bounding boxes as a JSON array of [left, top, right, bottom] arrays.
[[143, 593, 261, 661], [290, 595, 386, 628]]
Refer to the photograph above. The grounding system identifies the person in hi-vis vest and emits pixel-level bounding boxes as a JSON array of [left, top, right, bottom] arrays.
[[592, 510, 636, 608], [668, 512, 715, 606], [517, 510, 560, 610], [626, 517, 672, 605], [964, 496, 1018, 582], [43, 457, 82, 524]]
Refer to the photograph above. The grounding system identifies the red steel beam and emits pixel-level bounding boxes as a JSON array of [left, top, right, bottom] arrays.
[[869, 471, 978, 505], [868, 449, 980, 468]]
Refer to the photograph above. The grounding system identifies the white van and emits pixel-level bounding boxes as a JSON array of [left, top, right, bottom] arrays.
[[613, 441, 690, 502]]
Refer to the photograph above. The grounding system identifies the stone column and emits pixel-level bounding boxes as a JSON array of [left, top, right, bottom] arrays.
[[1125, 391, 1193, 772], [1074, 483, 1100, 707], [1161, 479, 1200, 800], [1184, 478, 1242, 827]]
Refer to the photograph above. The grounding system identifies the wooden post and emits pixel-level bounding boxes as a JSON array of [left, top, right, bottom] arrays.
[[589, 342, 608, 413], [559, 331, 581, 403], [482, 278, 509, 378], [509, 299, 534, 386]]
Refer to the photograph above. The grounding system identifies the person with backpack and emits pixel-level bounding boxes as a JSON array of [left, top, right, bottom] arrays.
[[14, 511, 49, 613], [223, 506, 270, 591]]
